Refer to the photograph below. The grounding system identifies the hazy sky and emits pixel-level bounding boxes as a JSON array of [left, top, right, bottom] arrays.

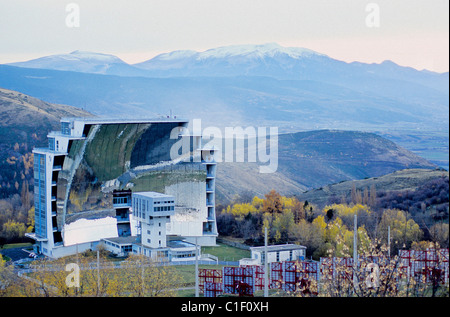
[[1, 0, 448, 72]]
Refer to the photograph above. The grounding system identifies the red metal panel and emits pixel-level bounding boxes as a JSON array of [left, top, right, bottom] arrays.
[[204, 281, 223, 297], [283, 261, 299, 292], [301, 261, 319, 281], [222, 266, 255, 295], [241, 265, 265, 290], [270, 262, 283, 289], [198, 268, 222, 293]]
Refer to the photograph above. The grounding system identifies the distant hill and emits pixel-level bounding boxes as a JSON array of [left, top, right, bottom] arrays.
[[1, 43, 447, 132], [7, 44, 448, 94], [0, 87, 92, 126], [7, 50, 149, 77], [215, 130, 437, 203], [1, 44, 448, 172], [294, 168, 448, 208], [0, 87, 92, 198], [0, 88, 439, 207], [1, 43, 448, 172]]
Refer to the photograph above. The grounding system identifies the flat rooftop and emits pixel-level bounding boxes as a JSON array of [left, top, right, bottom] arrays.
[[133, 191, 175, 199], [60, 116, 188, 125], [102, 236, 138, 245], [250, 244, 306, 252]]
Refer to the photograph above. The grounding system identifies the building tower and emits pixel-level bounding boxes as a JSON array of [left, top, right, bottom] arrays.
[[132, 192, 175, 258]]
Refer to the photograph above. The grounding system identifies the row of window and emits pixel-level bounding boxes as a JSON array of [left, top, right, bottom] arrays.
[[154, 200, 175, 204], [172, 251, 196, 258], [104, 241, 133, 252], [133, 198, 175, 219], [113, 196, 129, 205], [259, 250, 303, 262], [154, 206, 174, 212], [34, 153, 47, 238], [133, 249, 169, 258]]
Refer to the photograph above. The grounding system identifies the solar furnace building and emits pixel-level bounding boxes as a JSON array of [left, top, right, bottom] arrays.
[[28, 117, 217, 258]]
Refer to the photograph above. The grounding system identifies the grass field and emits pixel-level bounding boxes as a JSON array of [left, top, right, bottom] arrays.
[[0, 242, 33, 250], [202, 243, 250, 262]]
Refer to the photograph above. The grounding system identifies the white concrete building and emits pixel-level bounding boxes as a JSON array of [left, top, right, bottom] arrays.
[[249, 244, 306, 265], [132, 192, 174, 254]]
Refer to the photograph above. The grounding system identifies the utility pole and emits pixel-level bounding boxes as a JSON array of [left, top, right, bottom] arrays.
[[195, 237, 199, 298], [76, 244, 79, 296], [97, 250, 100, 296], [353, 214, 358, 293], [388, 226, 391, 257], [264, 227, 268, 297], [141, 258, 145, 296]]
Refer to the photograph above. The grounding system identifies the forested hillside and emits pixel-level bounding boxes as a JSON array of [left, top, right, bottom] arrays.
[[217, 180, 449, 259], [0, 87, 92, 244]]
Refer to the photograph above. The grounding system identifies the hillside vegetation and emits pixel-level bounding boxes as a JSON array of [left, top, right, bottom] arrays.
[[216, 130, 437, 203], [0, 88, 444, 247], [0, 87, 92, 243], [296, 168, 448, 208], [218, 183, 449, 259]]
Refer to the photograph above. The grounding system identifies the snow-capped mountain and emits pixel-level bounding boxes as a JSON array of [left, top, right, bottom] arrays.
[[1, 42, 447, 171], [129, 43, 447, 94], [198, 43, 323, 59], [6, 50, 148, 77], [133, 43, 333, 79], [136, 43, 323, 66], [4, 43, 338, 79], [5, 43, 446, 92]]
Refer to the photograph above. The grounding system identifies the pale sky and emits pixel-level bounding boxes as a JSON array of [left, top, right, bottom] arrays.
[[0, 0, 448, 72]]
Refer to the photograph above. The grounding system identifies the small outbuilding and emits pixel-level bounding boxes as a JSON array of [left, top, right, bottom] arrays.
[[249, 244, 306, 265]]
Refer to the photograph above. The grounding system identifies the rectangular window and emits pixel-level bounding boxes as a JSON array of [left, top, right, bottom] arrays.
[[48, 138, 55, 151], [113, 197, 129, 205], [61, 122, 70, 135], [34, 153, 47, 238]]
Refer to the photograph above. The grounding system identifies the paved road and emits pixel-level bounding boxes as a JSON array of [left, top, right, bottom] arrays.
[[0, 247, 32, 262]]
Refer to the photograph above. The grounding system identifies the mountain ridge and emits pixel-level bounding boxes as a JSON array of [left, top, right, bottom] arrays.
[[0, 87, 439, 204], [5, 43, 448, 77], [1, 43, 447, 170]]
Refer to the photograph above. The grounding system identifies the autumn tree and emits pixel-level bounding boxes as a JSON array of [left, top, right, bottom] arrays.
[[272, 210, 296, 243], [6, 252, 181, 297], [428, 222, 449, 248], [1, 220, 26, 242], [262, 190, 283, 214], [378, 209, 423, 254]]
